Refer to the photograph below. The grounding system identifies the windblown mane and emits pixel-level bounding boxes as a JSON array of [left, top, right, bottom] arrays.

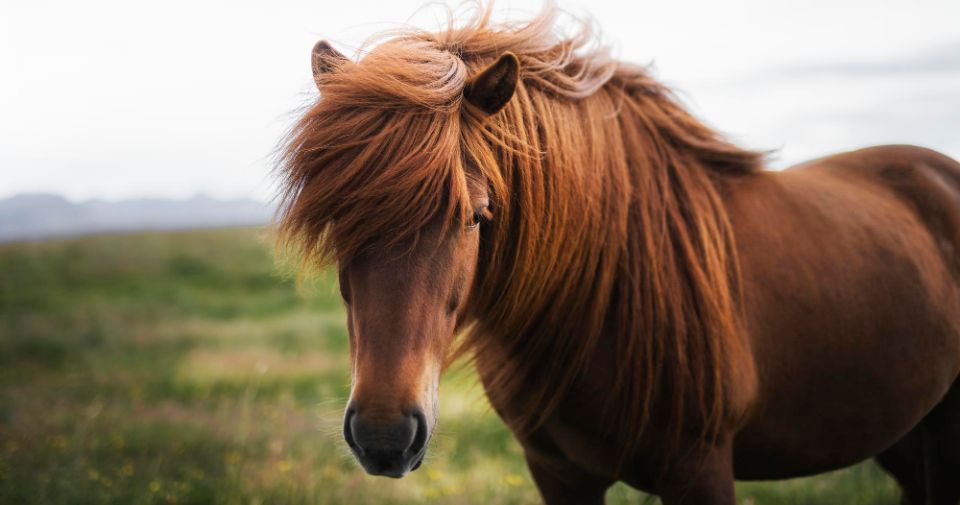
[[278, 3, 761, 460]]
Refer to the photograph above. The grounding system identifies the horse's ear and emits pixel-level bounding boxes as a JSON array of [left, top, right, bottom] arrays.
[[464, 52, 521, 115], [312, 40, 348, 86]]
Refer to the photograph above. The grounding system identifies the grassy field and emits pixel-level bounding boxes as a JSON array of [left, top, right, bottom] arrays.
[[0, 227, 900, 504]]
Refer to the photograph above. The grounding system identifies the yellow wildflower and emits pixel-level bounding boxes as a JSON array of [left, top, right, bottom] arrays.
[[504, 474, 524, 487]]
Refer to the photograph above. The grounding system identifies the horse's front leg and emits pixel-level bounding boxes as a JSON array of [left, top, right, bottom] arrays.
[[657, 439, 736, 505], [525, 454, 612, 505]]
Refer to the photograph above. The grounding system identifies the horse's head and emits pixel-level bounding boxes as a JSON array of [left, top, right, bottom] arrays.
[[338, 182, 488, 477], [293, 40, 519, 477]]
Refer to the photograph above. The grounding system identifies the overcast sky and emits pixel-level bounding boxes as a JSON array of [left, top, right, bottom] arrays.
[[2, 0, 958, 203]]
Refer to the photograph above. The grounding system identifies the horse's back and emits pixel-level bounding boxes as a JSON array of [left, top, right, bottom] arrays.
[[727, 145, 960, 479], [804, 145, 960, 276]]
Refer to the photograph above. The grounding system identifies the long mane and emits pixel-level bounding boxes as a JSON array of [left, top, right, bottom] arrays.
[[278, 3, 761, 459]]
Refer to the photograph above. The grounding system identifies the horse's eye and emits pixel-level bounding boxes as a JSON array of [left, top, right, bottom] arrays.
[[466, 211, 482, 230], [465, 205, 490, 230]]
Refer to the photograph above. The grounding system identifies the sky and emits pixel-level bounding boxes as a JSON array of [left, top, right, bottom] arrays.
[[2, 0, 959, 203]]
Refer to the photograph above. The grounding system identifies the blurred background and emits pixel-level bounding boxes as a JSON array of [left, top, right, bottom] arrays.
[[1, 0, 957, 503]]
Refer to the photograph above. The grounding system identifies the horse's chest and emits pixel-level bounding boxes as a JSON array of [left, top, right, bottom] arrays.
[[478, 353, 660, 485]]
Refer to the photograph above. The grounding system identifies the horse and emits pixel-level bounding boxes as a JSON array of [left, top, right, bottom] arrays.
[[276, 5, 960, 504]]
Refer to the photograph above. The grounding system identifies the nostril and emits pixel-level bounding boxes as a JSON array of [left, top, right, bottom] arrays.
[[407, 409, 428, 456], [343, 407, 362, 455]]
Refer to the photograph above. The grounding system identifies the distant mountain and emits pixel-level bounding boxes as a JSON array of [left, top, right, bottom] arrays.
[[0, 194, 275, 242]]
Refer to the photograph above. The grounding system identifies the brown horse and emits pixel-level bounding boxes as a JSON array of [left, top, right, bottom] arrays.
[[277, 5, 960, 504]]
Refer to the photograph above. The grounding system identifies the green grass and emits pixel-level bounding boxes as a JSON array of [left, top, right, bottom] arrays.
[[0, 227, 899, 504]]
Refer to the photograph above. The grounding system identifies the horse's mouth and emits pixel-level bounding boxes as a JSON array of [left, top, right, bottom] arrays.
[[356, 448, 426, 478]]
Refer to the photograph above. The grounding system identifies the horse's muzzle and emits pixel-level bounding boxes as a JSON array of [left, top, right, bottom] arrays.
[[343, 405, 429, 478]]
